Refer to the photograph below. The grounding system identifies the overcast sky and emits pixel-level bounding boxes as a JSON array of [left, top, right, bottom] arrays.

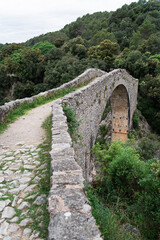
[[0, 0, 138, 44]]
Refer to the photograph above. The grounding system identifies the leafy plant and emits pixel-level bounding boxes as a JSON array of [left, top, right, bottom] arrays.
[[63, 105, 80, 142]]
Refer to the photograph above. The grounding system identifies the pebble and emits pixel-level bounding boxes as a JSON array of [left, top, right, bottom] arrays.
[[18, 201, 30, 210], [4, 156, 15, 161], [33, 195, 46, 205], [0, 201, 6, 211], [0, 221, 9, 235], [12, 196, 18, 207], [4, 170, 13, 175], [0, 145, 46, 240], [2, 206, 16, 219], [19, 177, 31, 184], [0, 177, 4, 182], [9, 216, 19, 223], [3, 236, 12, 240], [24, 165, 35, 170], [19, 218, 32, 227], [9, 224, 19, 233], [23, 228, 32, 236]]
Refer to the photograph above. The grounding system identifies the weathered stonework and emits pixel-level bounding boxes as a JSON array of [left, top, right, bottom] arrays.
[[48, 101, 102, 240], [61, 69, 138, 181], [0, 68, 104, 123], [0, 68, 138, 239], [49, 68, 138, 240]]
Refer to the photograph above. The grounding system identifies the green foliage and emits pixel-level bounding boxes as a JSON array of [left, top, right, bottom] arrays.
[[86, 187, 142, 240], [138, 75, 160, 133], [132, 110, 140, 130], [32, 41, 56, 54], [0, 0, 160, 134], [0, 88, 77, 134], [138, 135, 160, 160], [88, 39, 119, 70], [63, 106, 80, 141], [92, 140, 160, 239], [27, 115, 52, 238]]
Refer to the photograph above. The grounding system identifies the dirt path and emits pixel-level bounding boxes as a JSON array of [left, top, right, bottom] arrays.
[[0, 101, 54, 240], [0, 101, 53, 150]]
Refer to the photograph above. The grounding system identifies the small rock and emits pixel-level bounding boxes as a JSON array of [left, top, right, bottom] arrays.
[[33, 195, 46, 205], [19, 177, 31, 184], [16, 142, 25, 146], [0, 219, 4, 223], [18, 201, 30, 210], [32, 176, 41, 183], [0, 221, 9, 235], [2, 206, 16, 219], [24, 165, 35, 170], [0, 188, 7, 194], [0, 201, 6, 211], [2, 166, 8, 170], [23, 228, 32, 236], [4, 156, 15, 161], [17, 199, 23, 205], [0, 177, 4, 183], [26, 194, 37, 200], [5, 199, 11, 206], [12, 196, 18, 207], [19, 218, 32, 227], [24, 184, 37, 193], [9, 216, 19, 223], [8, 180, 18, 187], [8, 184, 27, 194], [4, 170, 13, 175], [9, 224, 19, 233], [93, 237, 103, 240], [3, 236, 12, 240], [37, 163, 47, 170], [82, 204, 91, 213], [29, 230, 40, 240]]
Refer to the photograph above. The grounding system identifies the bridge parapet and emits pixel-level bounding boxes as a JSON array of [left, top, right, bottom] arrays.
[[48, 100, 102, 240]]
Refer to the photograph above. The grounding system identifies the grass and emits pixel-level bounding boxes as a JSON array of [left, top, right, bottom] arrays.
[[86, 186, 142, 240], [0, 78, 95, 134], [25, 115, 52, 238]]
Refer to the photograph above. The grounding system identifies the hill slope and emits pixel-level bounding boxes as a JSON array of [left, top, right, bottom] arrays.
[[0, 0, 160, 133]]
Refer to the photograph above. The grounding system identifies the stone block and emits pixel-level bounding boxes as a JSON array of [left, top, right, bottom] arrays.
[[48, 212, 101, 240], [50, 171, 84, 185]]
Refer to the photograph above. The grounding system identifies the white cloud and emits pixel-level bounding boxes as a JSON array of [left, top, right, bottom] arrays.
[[0, 0, 138, 44]]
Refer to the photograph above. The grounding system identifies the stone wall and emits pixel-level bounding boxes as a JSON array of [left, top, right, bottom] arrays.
[[48, 68, 138, 239], [0, 68, 104, 123], [48, 100, 102, 240], [61, 69, 138, 181]]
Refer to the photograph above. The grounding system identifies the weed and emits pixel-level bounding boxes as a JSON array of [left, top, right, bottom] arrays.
[[63, 105, 80, 142]]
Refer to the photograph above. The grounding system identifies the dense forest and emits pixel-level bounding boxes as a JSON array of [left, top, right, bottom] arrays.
[[0, 0, 160, 135]]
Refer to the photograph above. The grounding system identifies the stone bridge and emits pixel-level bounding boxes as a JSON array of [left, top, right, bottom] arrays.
[[49, 68, 138, 239], [0, 68, 138, 240]]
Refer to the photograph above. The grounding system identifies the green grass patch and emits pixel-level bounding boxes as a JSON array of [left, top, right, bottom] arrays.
[[0, 78, 95, 134], [25, 114, 52, 238], [86, 186, 142, 240]]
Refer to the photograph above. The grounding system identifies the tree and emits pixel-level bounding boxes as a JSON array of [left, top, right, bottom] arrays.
[[88, 39, 119, 70], [32, 41, 56, 54]]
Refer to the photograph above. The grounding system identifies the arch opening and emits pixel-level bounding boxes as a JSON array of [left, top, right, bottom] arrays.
[[110, 85, 130, 142]]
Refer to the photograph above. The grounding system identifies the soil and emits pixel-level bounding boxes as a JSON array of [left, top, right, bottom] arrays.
[[0, 101, 53, 150]]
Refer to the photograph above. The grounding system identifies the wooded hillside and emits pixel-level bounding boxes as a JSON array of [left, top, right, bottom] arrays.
[[0, 0, 160, 133]]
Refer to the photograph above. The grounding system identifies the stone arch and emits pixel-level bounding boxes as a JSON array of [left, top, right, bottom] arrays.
[[110, 84, 130, 142]]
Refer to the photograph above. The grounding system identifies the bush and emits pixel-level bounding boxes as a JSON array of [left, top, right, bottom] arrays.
[[63, 105, 80, 142], [92, 140, 160, 239], [138, 135, 160, 160]]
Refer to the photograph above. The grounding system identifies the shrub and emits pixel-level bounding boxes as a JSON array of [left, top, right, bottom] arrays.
[[63, 105, 80, 141]]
